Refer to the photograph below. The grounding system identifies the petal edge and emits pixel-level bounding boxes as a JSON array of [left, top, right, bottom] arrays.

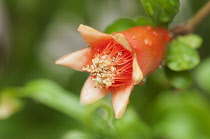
[[112, 33, 132, 51], [55, 47, 91, 71], [78, 24, 112, 47], [112, 84, 134, 119], [132, 54, 143, 85], [80, 76, 110, 105]]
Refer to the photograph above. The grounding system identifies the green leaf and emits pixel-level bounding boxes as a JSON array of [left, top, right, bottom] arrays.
[[177, 34, 203, 49], [136, 17, 155, 27], [140, 0, 180, 27], [166, 41, 200, 71], [164, 68, 192, 89], [194, 57, 210, 93], [104, 18, 137, 33], [24, 79, 85, 120], [105, 17, 156, 34]]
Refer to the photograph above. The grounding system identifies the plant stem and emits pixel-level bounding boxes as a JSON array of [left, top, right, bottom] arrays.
[[170, 1, 210, 39]]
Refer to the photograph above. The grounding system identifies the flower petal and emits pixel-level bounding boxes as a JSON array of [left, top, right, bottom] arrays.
[[55, 47, 91, 71], [78, 24, 112, 47], [80, 76, 110, 105], [112, 33, 132, 51], [112, 84, 134, 119], [132, 54, 143, 85]]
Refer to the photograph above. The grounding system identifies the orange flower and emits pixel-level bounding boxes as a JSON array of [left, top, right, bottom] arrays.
[[56, 25, 169, 119]]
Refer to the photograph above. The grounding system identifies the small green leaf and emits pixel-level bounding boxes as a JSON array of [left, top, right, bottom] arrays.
[[136, 17, 155, 27], [177, 34, 203, 49], [194, 57, 210, 93], [140, 0, 179, 27], [164, 68, 192, 89], [166, 41, 200, 71], [104, 18, 137, 33], [105, 17, 156, 34]]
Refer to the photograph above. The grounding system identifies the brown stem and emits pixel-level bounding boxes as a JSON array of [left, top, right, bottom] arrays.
[[170, 1, 210, 39]]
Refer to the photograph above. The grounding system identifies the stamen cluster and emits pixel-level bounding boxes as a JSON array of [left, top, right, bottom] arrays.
[[83, 53, 122, 89], [83, 41, 133, 90]]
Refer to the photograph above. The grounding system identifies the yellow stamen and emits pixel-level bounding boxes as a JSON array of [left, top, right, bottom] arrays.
[[83, 41, 133, 90]]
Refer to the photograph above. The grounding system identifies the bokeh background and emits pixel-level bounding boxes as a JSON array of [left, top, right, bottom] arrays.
[[0, 0, 210, 139]]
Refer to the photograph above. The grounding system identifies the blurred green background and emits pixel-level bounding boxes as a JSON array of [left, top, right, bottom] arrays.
[[0, 0, 210, 139]]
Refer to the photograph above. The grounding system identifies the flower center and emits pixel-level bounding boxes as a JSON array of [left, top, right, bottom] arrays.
[[83, 41, 133, 90]]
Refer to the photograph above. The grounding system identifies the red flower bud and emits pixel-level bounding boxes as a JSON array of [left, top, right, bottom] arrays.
[[56, 25, 169, 118], [120, 26, 170, 76]]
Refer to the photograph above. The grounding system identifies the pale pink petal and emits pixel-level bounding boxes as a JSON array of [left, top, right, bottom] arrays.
[[112, 84, 134, 119], [112, 33, 132, 51], [55, 47, 91, 71], [78, 24, 112, 47], [80, 76, 110, 105], [132, 54, 143, 85]]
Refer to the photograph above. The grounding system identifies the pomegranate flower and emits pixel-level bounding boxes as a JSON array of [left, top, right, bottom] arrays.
[[56, 24, 169, 119]]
